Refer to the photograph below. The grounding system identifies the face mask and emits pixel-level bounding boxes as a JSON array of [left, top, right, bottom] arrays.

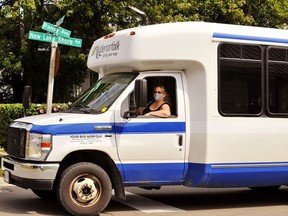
[[154, 93, 162, 101]]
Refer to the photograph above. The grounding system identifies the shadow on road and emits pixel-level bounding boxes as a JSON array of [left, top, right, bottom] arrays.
[[116, 186, 288, 211], [1, 183, 288, 215], [0, 185, 69, 215]]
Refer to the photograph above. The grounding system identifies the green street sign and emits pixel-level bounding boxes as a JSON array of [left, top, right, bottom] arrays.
[[29, 31, 82, 47], [57, 36, 82, 48], [42, 21, 71, 38], [57, 28, 72, 38], [29, 31, 56, 43]]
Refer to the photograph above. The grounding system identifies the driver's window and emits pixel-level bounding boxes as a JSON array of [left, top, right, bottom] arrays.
[[121, 76, 177, 118], [144, 76, 177, 116]]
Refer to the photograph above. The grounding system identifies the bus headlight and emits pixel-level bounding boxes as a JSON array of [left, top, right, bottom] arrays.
[[26, 133, 52, 160]]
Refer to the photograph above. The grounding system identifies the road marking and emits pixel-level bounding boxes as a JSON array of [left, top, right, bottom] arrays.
[[113, 191, 185, 213]]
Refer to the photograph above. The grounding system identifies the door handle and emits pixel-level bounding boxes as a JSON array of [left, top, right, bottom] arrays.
[[178, 135, 183, 146]]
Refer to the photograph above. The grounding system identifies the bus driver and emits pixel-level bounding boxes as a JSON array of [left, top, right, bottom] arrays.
[[139, 85, 171, 118]]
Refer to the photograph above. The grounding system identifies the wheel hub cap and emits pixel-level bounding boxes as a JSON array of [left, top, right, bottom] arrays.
[[73, 177, 98, 203]]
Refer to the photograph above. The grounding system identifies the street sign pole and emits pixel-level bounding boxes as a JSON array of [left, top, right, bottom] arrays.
[[46, 42, 58, 114], [28, 17, 82, 114]]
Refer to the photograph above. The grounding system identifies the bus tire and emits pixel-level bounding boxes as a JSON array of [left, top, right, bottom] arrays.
[[57, 162, 112, 216]]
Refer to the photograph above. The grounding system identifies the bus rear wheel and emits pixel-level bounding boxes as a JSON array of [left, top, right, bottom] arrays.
[[57, 162, 112, 216]]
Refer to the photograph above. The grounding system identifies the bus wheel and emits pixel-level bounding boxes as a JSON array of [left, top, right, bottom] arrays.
[[57, 162, 112, 216]]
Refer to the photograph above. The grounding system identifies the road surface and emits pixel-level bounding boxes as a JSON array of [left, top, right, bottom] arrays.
[[1, 177, 288, 216]]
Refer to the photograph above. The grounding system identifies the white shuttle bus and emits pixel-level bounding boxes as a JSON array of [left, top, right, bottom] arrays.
[[3, 22, 288, 215]]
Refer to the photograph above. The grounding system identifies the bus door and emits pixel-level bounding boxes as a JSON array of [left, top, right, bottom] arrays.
[[115, 73, 186, 185]]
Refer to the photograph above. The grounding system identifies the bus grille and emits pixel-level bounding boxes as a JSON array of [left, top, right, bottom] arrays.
[[7, 127, 27, 158]]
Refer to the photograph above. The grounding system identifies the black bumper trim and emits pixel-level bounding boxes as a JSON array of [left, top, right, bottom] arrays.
[[9, 173, 54, 190]]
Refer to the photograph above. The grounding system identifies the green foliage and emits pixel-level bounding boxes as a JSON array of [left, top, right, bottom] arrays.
[[131, 0, 288, 26], [133, 0, 199, 23], [53, 51, 88, 102], [1, 0, 288, 104], [0, 104, 24, 150], [0, 103, 70, 149], [195, 0, 288, 27]]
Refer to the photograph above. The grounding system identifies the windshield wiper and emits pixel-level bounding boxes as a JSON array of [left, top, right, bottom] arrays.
[[72, 104, 91, 113]]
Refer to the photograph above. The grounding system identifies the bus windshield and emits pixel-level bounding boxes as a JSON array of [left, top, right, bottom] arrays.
[[68, 73, 137, 114]]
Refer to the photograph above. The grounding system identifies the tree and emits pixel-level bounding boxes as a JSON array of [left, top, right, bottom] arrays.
[[0, 0, 143, 103], [131, 0, 288, 27], [0, 0, 23, 102], [195, 0, 288, 27], [133, 0, 198, 24], [1, 0, 288, 103]]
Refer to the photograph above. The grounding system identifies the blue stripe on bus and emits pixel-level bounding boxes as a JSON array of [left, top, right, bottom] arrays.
[[213, 32, 288, 44], [118, 162, 288, 187], [121, 163, 185, 185], [211, 162, 288, 187], [186, 162, 288, 187], [115, 122, 185, 134], [30, 123, 113, 135], [30, 122, 186, 135]]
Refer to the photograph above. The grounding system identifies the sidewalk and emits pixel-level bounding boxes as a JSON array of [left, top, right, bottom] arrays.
[[0, 176, 5, 184]]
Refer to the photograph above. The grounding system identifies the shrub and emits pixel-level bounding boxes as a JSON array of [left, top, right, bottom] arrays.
[[0, 103, 70, 149]]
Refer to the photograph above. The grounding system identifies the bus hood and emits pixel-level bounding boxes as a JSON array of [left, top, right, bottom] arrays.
[[12, 112, 114, 135]]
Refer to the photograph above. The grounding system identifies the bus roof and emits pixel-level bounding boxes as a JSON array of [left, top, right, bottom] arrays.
[[87, 22, 288, 73]]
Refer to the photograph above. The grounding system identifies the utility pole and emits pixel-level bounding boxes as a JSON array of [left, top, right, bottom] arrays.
[[46, 41, 58, 114]]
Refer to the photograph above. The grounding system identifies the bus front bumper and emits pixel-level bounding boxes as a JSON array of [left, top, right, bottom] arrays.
[[1, 155, 59, 190]]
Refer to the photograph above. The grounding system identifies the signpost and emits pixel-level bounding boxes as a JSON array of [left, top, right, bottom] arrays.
[[28, 17, 82, 114]]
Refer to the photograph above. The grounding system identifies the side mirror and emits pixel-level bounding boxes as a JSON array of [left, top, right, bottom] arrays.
[[135, 79, 147, 107], [23, 85, 32, 110]]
